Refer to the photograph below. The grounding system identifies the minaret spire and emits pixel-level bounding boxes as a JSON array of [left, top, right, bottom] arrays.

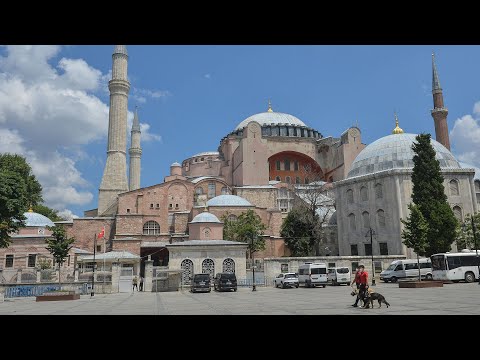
[[267, 99, 273, 112], [98, 45, 131, 215], [129, 106, 142, 191], [430, 53, 450, 150]]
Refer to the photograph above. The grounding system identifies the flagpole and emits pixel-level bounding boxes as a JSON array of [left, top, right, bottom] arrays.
[[91, 233, 96, 297], [103, 228, 106, 289]]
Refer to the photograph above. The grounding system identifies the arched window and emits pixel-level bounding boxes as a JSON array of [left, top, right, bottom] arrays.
[[221, 186, 229, 195], [181, 259, 194, 284], [346, 189, 354, 204], [377, 209, 385, 228], [285, 159, 291, 171], [453, 206, 462, 221], [285, 176, 291, 184], [449, 179, 459, 196], [362, 211, 370, 229], [375, 183, 383, 199], [202, 258, 215, 279], [143, 221, 160, 235], [227, 214, 238, 222], [360, 186, 368, 201], [222, 258, 235, 273], [348, 213, 356, 231], [275, 176, 281, 182]]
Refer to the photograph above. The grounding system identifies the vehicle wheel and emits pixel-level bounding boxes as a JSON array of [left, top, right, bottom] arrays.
[[390, 277, 397, 283], [383, 280, 389, 283], [465, 272, 475, 283], [425, 273, 433, 280], [282, 282, 286, 289], [322, 285, 326, 288]]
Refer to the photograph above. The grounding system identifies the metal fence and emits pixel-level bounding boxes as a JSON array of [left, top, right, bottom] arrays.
[[3, 283, 89, 298]]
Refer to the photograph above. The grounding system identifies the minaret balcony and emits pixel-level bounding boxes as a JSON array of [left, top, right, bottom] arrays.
[[431, 107, 448, 115]]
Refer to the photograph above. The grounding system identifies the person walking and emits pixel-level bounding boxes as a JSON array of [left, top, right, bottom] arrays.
[[351, 266, 361, 307], [357, 265, 369, 308], [139, 276, 144, 291], [132, 276, 138, 292]]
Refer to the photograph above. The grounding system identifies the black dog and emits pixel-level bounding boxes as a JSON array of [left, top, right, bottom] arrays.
[[360, 290, 390, 308]]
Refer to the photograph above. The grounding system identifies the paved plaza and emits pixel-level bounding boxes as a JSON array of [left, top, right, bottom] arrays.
[[1, 282, 479, 315]]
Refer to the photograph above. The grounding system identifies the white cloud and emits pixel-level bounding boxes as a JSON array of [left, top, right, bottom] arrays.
[[126, 110, 162, 143], [131, 87, 170, 104], [57, 209, 80, 221], [473, 101, 480, 115], [0, 128, 25, 154], [57, 58, 102, 91], [451, 110, 480, 169]]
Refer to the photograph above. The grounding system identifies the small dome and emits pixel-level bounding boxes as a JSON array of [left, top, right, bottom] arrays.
[[191, 212, 222, 223], [191, 151, 219, 158], [235, 111, 307, 131], [23, 211, 55, 227], [207, 195, 252, 207], [348, 133, 461, 178], [171, 162, 181, 167]]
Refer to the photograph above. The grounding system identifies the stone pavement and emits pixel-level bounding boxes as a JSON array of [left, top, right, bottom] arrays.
[[1, 282, 479, 315]]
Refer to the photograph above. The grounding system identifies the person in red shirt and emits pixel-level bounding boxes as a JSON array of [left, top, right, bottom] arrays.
[[357, 265, 369, 308], [351, 266, 361, 307]]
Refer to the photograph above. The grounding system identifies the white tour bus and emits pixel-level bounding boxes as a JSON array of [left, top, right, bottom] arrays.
[[379, 258, 432, 282], [431, 250, 480, 283], [298, 263, 328, 288]]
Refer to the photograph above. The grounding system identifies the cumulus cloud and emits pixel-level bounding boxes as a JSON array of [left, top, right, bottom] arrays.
[[57, 209, 79, 221], [0, 45, 163, 215], [451, 102, 480, 169], [131, 87, 170, 104]]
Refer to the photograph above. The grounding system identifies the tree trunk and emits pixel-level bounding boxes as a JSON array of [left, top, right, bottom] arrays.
[[417, 253, 421, 282]]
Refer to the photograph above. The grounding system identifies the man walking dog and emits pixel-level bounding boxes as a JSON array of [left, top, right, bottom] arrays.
[[351, 265, 368, 307]]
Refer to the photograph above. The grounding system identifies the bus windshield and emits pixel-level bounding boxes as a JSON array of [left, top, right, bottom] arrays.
[[431, 255, 446, 271]]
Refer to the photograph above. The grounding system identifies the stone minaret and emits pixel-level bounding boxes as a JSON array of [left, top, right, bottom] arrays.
[[98, 45, 130, 215], [129, 106, 142, 191], [431, 53, 450, 150]]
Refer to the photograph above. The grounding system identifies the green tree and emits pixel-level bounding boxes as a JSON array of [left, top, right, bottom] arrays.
[[0, 154, 43, 248], [280, 208, 312, 256], [33, 204, 67, 222], [401, 204, 429, 281], [46, 225, 75, 284], [222, 209, 267, 253], [456, 212, 480, 250], [411, 134, 458, 256]]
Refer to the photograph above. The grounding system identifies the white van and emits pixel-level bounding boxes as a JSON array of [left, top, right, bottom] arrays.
[[298, 263, 328, 288], [380, 258, 432, 283], [327, 267, 351, 285]]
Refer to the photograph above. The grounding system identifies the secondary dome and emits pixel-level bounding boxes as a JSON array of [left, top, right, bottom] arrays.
[[348, 133, 461, 178], [235, 111, 307, 131], [191, 212, 221, 223], [207, 195, 252, 207], [23, 210, 55, 227]]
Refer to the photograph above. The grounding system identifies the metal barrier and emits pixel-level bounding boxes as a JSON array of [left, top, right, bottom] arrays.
[[236, 278, 267, 287], [3, 283, 89, 298]]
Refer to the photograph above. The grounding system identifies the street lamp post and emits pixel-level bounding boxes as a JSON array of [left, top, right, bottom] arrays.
[[251, 233, 256, 292], [91, 233, 97, 297], [365, 228, 376, 286]]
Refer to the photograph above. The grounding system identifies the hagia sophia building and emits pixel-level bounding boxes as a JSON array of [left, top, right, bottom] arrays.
[[1, 45, 479, 285]]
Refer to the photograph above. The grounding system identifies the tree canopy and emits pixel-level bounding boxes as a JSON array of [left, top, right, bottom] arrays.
[[0, 154, 42, 248], [410, 134, 457, 256], [280, 208, 313, 256], [222, 209, 266, 253], [46, 225, 75, 284], [456, 212, 480, 250]]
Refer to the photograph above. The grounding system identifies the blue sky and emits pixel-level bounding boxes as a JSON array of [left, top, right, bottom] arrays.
[[1, 45, 480, 219]]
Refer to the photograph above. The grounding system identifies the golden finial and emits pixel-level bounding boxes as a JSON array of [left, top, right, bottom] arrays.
[[392, 112, 404, 134], [267, 99, 273, 112]]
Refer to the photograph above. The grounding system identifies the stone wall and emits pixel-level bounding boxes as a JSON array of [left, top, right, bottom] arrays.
[[67, 218, 115, 252]]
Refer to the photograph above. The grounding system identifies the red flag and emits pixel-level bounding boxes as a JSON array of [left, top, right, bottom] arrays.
[[98, 227, 105, 239]]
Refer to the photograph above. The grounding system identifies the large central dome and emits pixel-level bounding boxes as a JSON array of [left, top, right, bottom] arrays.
[[235, 111, 307, 131], [348, 133, 461, 178]]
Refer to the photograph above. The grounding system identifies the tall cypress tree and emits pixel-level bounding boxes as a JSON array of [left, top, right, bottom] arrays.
[[411, 134, 457, 256]]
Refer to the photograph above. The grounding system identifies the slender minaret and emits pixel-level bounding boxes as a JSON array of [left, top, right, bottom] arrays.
[[129, 106, 142, 191], [431, 53, 450, 150], [98, 45, 130, 215]]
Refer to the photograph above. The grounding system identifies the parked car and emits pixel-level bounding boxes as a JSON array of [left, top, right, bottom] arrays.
[[327, 267, 351, 285], [274, 273, 299, 288], [380, 258, 432, 282], [191, 273, 211, 293], [213, 273, 237, 292], [298, 262, 328, 288]]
